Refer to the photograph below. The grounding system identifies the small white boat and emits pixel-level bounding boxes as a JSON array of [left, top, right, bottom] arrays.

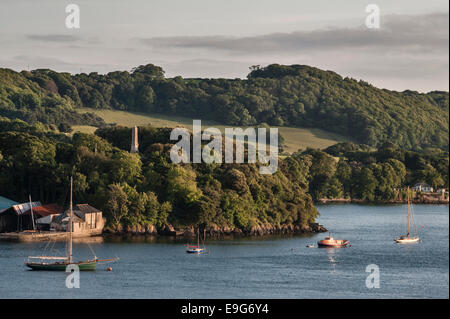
[[306, 244, 315, 248], [186, 246, 206, 254], [186, 228, 208, 254], [395, 187, 420, 244], [395, 236, 420, 244]]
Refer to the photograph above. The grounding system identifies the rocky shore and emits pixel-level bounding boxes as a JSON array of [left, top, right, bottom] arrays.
[[105, 222, 327, 237], [317, 198, 449, 205]]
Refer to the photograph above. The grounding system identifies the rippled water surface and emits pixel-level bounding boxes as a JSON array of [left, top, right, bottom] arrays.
[[0, 204, 448, 298]]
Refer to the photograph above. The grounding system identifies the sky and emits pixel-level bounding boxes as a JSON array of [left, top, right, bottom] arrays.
[[0, 0, 448, 92]]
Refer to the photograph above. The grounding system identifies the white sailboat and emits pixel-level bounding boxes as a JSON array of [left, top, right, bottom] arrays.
[[186, 228, 207, 254], [395, 187, 420, 244]]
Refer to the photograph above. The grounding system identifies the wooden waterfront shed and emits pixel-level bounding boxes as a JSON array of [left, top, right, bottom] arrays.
[[0, 201, 41, 232]]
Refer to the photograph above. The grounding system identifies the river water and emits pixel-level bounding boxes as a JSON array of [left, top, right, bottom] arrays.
[[0, 204, 448, 299]]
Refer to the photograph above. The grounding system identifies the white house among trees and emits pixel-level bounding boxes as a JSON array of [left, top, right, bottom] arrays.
[[411, 182, 434, 193]]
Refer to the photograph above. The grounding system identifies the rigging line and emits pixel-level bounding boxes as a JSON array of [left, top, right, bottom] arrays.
[[405, 203, 409, 234], [51, 241, 64, 256], [414, 214, 419, 236], [201, 229, 206, 247], [86, 242, 97, 259], [50, 238, 57, 252], [41, 239, 52, 255], [410, 201, 416, 233], [61, 179, 70, 212], [412, 205, 419, 235], [49, 238, 60, 255]]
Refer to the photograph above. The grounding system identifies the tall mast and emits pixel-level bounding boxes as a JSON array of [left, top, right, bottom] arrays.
[[69, 176, 73, 263], [29, 195, 35, 231], [407, 187, 410, 237]]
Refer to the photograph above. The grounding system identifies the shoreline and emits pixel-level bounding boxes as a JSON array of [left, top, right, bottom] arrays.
[[316, 198, 449, 205], [0, 230, 103, 242], [0, 222, 328, 242], [3, 200, 447, 242], [104, 222, 328, 238]]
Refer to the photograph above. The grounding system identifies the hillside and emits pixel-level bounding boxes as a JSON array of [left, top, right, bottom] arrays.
[[0, 119, 320, 234], [0, 117, 447, 236], [73, 107, 351, 153], [0, 68, 104, 127], [0, 64, 448, 151]]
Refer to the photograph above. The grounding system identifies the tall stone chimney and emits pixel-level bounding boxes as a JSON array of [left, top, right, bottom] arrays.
[[131, 126, 139, 153]]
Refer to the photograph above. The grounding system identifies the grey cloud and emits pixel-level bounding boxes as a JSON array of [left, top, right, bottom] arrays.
[[12, 55, 112, 73], [163, 58, 252, 79], [140, 13, 448, 55]]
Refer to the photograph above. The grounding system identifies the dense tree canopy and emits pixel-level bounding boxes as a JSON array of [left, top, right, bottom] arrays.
[[292, 142, 449, 201], [0, 121, 318, 232], [0, 117, 448, 233], [0, 63, 448, 232], [0, 68, 104, 127], [1, 64, 448, 150]]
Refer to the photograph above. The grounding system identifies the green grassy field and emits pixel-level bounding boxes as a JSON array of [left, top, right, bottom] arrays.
[[74, 108, 350, 153]]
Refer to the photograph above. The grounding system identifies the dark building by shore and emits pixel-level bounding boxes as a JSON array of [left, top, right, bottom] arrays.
[[0, 201, 41, 233], [0, 196, 105, 239], [0, 201, 65, 233]]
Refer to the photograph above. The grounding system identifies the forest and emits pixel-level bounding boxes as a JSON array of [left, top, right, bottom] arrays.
[[0, 119, 447, 232], [0, 119, 318, 232], [0, 63, 448, 232], [0, 64, 448, 151], [295, 142, 448, 201]]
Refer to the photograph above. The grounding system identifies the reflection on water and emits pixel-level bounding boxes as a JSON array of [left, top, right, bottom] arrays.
[[0, 204, 448, 299], [322, 248, 340, 273], [103, 233, 315, 244], [72, 236, 104, 244]]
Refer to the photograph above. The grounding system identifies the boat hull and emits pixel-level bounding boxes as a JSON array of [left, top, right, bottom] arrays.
[[317, 241, 349, 248], [395, 237, 420, 244], [26, 261, 97, 271], [186, 249, 205, 254]]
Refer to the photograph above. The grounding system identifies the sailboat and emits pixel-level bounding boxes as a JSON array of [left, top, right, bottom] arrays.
[[26, 177, 117, 270], [186, 228, 207, 254], [395, 187, 420, 244]]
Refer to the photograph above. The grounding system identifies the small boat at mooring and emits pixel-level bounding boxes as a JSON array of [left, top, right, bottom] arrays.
[[317, 233, 349, 248], [186, 246, 206, 254], [186, 228, 208, 254], [395, 187, 420, 244]]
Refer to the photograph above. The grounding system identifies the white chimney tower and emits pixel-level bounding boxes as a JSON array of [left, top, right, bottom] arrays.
[[131, 126, 139, 153]]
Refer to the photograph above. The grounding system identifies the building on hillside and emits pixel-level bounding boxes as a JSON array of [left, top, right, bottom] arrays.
[[411, 182, 434, 193]]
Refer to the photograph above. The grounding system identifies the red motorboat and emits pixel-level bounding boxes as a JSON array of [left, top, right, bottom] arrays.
[[317, 233, 349, 248]]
